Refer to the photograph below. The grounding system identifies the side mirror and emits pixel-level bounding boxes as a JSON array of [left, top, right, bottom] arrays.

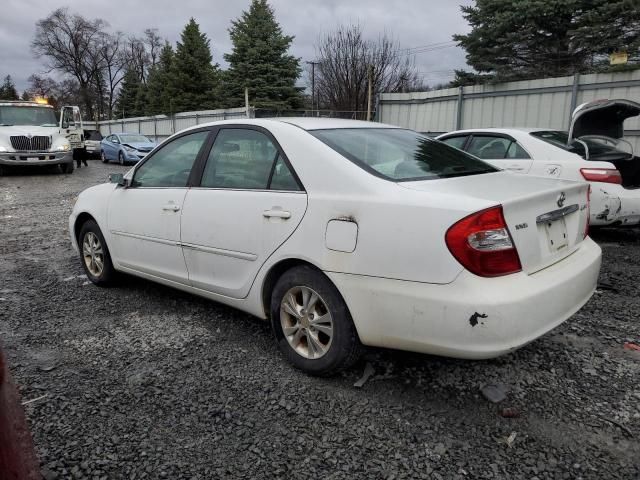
[[109, 173, 128, 187]]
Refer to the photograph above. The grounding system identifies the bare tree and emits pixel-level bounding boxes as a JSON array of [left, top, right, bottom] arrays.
[[124, 36, 150, 83], [314, 25, 420, 113], [31, 8, 107, 118], [144, 28, 163, 69], [99, 32, 127, 118]]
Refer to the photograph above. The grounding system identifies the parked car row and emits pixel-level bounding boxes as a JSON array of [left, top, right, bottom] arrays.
[[438, 99, 640, 227], [70, 117, 600, 375]]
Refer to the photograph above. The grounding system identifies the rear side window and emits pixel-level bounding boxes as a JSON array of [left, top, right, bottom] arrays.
[[467, 136, 530, 160], [441, 136, 468, 150], [200, 129, 301, 190], [311, 128, 497, 182]]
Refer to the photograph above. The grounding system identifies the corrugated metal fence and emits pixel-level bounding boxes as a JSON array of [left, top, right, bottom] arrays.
[[97, 107, 251, 142], [378, 70, 640, 152]]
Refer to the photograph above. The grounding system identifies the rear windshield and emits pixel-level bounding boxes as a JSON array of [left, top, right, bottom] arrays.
[[85, 130, 103, 140], [530, 130, 624, 159], [311, 128, 497, 182]]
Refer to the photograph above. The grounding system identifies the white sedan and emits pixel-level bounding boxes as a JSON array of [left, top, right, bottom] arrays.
[[438, 99, 640, 227], [69, 118, 601, 375]]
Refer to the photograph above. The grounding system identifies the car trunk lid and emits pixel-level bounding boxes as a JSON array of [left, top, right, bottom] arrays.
[[401, 172, 590, 274], [568, 99, 640, 142]]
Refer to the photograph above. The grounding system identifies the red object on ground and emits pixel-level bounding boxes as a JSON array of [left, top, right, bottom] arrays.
[[0, 347, 41, 480], [623, 342, 640, 352]]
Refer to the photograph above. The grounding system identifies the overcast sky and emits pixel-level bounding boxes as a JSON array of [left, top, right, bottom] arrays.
[[1, 0, 473, 93]]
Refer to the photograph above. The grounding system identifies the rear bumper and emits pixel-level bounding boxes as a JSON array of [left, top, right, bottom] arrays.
[[327, 237, 601, 359], [590, 182, 640, 226], [0, 151, 73, 166]]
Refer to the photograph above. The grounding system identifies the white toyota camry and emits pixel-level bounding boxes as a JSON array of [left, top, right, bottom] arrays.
[[438, 99, 640, 227], [69, 118, 601, 375]]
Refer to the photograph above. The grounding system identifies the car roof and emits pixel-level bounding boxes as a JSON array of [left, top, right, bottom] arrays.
[[440, 127, 557, 136], [188, 117, 401, 132]]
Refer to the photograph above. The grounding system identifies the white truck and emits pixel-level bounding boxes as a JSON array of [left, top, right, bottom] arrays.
[[0, 101, 85, 175]]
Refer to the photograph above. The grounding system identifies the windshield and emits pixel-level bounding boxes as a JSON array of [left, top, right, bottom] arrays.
[[120, 134, 151, 143], [0, 105, 57, 126], [311, 128, 497, 181], [530, 130, 630, 159]]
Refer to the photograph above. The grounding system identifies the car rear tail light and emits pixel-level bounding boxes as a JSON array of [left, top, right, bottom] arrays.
[[580, 168, 622, 185], [445, 205, 522, 277]]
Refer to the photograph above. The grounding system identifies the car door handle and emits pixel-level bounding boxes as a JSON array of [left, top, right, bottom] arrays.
[[263, 209, 291, 219], [162, 204, 180, 212]]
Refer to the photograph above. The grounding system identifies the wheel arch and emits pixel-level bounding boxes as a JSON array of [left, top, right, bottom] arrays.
[[261, 258, 335, 319], [73, 212, 97, 243]]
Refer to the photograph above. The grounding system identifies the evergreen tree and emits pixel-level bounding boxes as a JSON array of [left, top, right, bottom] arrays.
[[454, 0, 640, 82], [224, 0, 303, 111], [0, 75, 19, 100], [167, 19, 222, 113], [21, 91, 31, 101], [114, 68, 143, 118], [146, 43, 175, 115]]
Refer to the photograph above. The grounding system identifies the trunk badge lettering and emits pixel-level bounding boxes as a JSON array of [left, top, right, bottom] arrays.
[[557, 192, 566, 208]]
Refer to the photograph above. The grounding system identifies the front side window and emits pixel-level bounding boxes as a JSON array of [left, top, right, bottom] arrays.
[[311, 128, 497, 181], [201, 129, 299, 190], [133, 130, 208, 188]]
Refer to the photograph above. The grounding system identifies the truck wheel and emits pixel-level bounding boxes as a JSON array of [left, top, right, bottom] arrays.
[[60, 163, 74, 174]]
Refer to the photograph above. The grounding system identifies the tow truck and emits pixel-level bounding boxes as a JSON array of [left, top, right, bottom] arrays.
[[0, 100, 85, 175]]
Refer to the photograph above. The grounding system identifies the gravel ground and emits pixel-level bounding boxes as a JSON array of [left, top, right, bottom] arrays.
[[1, 161, 639, 479]]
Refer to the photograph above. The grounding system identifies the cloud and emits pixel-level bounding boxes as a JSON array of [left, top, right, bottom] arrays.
[[0, 0, 473, 92]]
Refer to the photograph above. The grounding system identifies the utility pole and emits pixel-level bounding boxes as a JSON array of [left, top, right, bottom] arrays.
[[244, 87, 250, 118], [306, 61, 319, 115], [366, 65, 373, 121]]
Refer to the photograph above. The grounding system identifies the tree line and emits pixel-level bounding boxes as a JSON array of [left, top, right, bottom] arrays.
[[6, 0, 638, 117], [452, 0, 640, 86]]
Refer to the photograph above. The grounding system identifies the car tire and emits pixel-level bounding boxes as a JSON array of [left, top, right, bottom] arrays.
[[60, 162, 74, 174], [101, 150, 108, 163], [78, 220, 116, 286], [271, 265, 363, 376], [118, 152, 125, 165]]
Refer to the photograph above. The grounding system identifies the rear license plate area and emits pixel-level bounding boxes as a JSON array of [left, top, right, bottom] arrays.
[[544, 218, 568, 251]]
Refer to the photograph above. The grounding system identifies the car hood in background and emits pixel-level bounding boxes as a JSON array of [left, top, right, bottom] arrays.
[[568, 99, 640, 143], [121, 141, 155, 152]]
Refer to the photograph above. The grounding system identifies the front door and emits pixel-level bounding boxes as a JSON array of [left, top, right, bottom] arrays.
[[107, 129, 211, 284], [180, 127, 307, 298]]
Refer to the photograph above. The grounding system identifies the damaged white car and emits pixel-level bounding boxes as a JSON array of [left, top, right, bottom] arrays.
[[438, 99, 640, 226], [70, 118, 600, 375]]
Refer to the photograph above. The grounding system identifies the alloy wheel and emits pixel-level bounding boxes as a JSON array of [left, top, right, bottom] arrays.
[[280, 286, 334, 359], [82, 232, 104, 277]]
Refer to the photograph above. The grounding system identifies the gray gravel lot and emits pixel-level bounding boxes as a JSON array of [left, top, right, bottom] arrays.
[[1, 161, 639, 479]]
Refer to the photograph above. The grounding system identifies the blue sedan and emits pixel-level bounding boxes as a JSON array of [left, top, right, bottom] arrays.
[[100, 133, 156, 165]]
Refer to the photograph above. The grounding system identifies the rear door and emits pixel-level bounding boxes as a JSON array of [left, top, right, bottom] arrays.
[[180, 126, 307, 298], [465, 134, 534, 173], [107, 129, 211, 283]]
